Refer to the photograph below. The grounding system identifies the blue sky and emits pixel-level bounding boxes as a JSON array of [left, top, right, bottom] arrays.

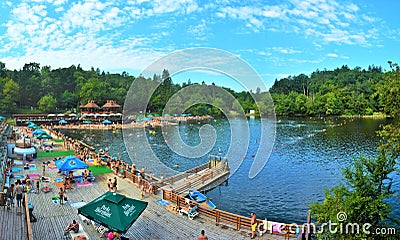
[[0, 0, 399, 90]]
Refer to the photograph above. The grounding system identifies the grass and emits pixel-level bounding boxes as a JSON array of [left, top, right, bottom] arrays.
[[88, 165, 113, 175], [53, 139, 64, 143], [36, 150, 75, 158]]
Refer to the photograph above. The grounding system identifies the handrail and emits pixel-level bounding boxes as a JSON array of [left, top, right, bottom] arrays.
[[162, 189, 299, 238], [25, 193, 33, 240], [162, 162, 209, 185]]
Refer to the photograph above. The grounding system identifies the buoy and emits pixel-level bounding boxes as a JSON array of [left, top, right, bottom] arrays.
[[251, 154, 255, 158]]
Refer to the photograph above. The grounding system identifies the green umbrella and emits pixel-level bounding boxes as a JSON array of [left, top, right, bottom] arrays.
[[37, 132, 53, 139], [78, 192, 147, 233], [0, 116, 5, 121]]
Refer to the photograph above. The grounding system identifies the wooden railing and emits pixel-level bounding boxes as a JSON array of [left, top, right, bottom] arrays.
[[124, 170, 158, 195], [171, 163, 229, 195], [161, 162, 209, 186], [162, 190, 299, 238], [25, 193, 33, 240]]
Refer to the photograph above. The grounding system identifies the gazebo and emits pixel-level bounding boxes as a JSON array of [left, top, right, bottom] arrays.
[[102, 100, 121, 114], [80, 100, 100, 114]]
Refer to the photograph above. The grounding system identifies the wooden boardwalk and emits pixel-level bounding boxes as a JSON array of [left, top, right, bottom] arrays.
[[0, 203, 28, 240], [161, 156, 230, 196], [7, 155, 289, 240]]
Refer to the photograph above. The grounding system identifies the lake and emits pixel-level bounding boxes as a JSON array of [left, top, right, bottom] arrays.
[[59, 117, 399, 224]]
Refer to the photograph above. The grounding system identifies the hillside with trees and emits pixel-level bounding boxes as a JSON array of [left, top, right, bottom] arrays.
[[0, 61, 396, 117], [270, 65, 386, 116]]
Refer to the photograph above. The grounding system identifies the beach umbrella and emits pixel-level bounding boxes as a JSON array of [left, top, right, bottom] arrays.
[[102, 119, 112, 125], [59, 119, 68, 125], [78, 192, 147, 234], [0, 116, 6, 121], [36, 132, 52, 139], [28, 123, 38, 128], [32, 129, 46, 135], [57, 156, 88, 171], [83, 120, 92, 124]]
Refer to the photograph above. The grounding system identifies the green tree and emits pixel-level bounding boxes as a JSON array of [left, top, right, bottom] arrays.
[[310, 154, 396, 239], [0, 78, 20, 113], [311, 62, 399, 239], [38, 95, 57, 112]]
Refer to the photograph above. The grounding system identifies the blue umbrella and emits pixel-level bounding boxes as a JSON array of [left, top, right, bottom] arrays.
[[32, 129, 46, 135], [57, 156, 88, 171], [59, 119, 68, 124], [28, 123, 38, 129], [102, 119, 112, 125]]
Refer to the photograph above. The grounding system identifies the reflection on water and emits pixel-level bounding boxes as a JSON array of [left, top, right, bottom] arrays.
[[60, 117, 399, 224]]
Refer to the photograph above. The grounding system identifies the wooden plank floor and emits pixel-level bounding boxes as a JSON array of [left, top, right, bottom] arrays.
[[0, 204, 28, 240], [12, 156, 290, 240], [162, 167, 230, 196]]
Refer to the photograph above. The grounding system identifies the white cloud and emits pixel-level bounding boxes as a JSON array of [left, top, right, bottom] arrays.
[[187, 19, 209, 41], [272, 47, 302, 54], [326, 53, 338, 57]]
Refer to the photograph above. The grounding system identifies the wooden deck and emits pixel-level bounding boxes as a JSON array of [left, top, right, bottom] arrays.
[[161, 156, 230, 196], [6, 156, 289, 240], [0, 202, 28, 240]]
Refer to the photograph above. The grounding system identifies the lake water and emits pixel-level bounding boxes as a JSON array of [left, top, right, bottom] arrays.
[[60, 117, 399, 224]]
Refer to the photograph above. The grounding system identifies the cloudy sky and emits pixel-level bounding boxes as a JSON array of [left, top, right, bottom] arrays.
[[0, 0, 399, 89]]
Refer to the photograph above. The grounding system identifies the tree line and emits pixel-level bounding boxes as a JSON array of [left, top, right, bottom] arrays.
[[0, 61, 396, 117], [310, 62, 400, 239], [270, 64, 388, 116]]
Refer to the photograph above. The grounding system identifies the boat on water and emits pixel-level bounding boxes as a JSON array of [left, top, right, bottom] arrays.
[[188, 190, 216, 210]]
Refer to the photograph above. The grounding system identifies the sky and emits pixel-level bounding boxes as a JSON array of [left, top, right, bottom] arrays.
[[0, 0, 399, 91]]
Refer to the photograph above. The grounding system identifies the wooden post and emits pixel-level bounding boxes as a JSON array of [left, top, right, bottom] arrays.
[[216, 211, 220, 223], [236, 216, 241, 230], [25, 193, 33, 240], [162, 189, 166, 200], [185, 171, 188, 179]]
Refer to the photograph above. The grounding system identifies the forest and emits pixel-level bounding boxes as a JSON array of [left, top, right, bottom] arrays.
[[0, 61, 396, 117]]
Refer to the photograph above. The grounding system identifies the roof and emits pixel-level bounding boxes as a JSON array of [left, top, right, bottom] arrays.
[[102, 100, 121, 108], [81, 100, 99, 108]]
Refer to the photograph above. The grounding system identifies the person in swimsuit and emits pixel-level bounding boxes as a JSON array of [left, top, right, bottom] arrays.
[[14, 180, 24, 207], [59, 187, 65, 205], [251, 212, 257, 239], [64, 219, 79, 236]]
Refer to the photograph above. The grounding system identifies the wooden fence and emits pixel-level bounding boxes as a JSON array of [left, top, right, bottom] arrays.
[[170, 162, 229, 195], [125, 170, 158, 195], [161, 162, 210, 186], [25, 193, 33, 240], [162, 190, 299, 239]]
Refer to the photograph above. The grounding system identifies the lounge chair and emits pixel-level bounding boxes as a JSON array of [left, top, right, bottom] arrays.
[[178, 199, 199, 220]]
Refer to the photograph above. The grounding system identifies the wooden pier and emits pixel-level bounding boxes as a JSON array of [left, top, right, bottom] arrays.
[[160, 155, 230, 196], [1, 123, 295, 240]]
